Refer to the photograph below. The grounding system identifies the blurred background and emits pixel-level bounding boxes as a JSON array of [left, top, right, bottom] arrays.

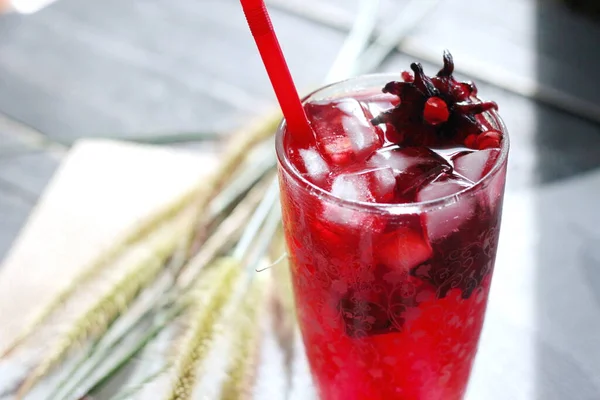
[[0, 0, 600, 398]]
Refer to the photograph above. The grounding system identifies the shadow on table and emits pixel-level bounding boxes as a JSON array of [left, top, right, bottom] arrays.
[[535, 1, 600, 399]]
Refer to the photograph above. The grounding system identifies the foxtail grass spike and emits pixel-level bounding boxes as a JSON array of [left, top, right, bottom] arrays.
[[1, 187, 201, 359], [220, 275, 268, 400], [48, 176, 269, 399], [167, 257, 241, 400], [16, 207, 196, 398], [68, 303, 186, 400], [2, 109, 280, 360]]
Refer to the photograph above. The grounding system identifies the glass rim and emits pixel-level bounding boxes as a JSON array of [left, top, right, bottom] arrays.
[[275, 73, 510, 214]]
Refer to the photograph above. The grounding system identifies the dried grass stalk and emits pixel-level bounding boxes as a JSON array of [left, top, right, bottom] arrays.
[[210, 112, 280, 200], [16, 206, 198, 398], [176, 173, 275, 291], [1, 188, 200, 359], [187, 114, 280, 254], [2, 110, 281, 359], [267, 227, 297, 391], [61, 176, 271, 400]]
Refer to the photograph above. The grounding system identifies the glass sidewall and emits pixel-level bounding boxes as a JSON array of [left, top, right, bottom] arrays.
[[277, 74, 509, 400]]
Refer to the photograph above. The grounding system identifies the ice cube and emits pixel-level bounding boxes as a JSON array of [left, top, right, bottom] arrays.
[[305, 98, 383, 166], [331, 166, 396, 203], [417, 177, 475, 240], [323, 173, 370, 226], [330, 173, 372, 202], [377, 227, 432, 272], [299, 147, 329, 184], [452, 148, 500, 183], [322, 167, 396, 228], [320, 135, 355, 166], [342, 115, 377, 154], [323, 175, 374, 230], [354, 91, 402, 145], [383, 147, 451, 175], [431, 146, 470, 164], [357, 92, 399, 118], [371, 167, 396, 202], [369, 147, 452, 201]]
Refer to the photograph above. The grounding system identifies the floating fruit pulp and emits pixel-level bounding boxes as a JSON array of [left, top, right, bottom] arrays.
[[278, 74, 507, 400]]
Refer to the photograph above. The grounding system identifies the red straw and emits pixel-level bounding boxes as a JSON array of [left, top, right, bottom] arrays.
[[240, 0, 313, 138]]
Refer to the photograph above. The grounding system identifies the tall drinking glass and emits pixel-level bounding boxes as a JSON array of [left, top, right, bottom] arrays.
[[276, 74, 509, 400]]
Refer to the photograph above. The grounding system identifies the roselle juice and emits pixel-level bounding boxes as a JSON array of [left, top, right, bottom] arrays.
[[276, 53, 509, 400]]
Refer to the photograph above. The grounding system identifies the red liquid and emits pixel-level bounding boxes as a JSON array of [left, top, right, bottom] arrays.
[[278, 89, 507, 400]]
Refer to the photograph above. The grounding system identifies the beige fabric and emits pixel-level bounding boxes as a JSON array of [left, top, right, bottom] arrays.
[[0, 139, 215, 352]]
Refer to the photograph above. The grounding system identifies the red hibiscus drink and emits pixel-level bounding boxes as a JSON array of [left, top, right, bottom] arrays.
[[276, 52, 509, 400]]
